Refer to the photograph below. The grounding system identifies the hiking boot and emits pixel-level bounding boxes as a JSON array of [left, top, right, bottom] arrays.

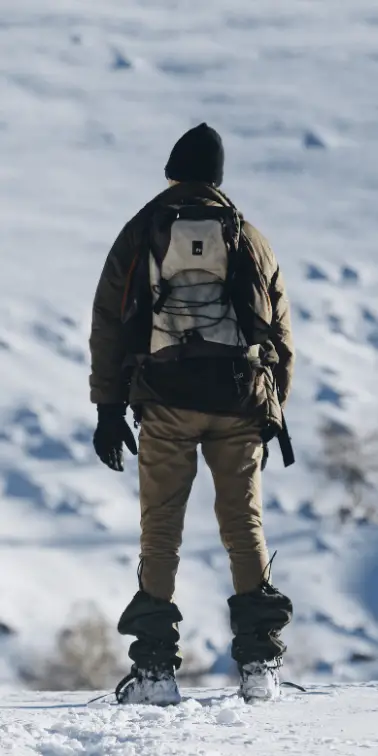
[[238, 660, 281, 703], [115, 664, 181, 706]]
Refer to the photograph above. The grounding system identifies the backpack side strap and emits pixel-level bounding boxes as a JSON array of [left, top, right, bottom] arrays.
[[277, 414, 295, 468]]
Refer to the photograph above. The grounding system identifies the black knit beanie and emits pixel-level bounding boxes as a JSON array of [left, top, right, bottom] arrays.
[[165, 123, 224, 186]]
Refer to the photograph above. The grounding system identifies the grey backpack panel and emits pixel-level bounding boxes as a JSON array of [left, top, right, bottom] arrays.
[[150, 213, 245, 355]]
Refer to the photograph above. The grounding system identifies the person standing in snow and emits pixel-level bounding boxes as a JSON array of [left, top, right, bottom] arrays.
[[90, 123, 295, 705]]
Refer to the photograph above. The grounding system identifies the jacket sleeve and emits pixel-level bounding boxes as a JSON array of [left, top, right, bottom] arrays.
[[242, 221, 295, 408], [268, 264, 295, 408], [89, 221, 138, 404]]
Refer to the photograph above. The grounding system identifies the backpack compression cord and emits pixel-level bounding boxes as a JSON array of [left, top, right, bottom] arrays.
[[152, 278, 242, 343]]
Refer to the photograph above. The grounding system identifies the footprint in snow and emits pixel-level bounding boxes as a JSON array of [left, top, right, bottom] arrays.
[[111, 49, 132, 71], [32, 322, 86, 364], [9, 405, 75, 462], [296, 305, 312, 322], [340, 265, 359, 284], [305, 263, 329, 282], [315, 382, 344, 408], [27, 436, 73, 462], [3, 469, 46, 507], [303, 130, 327, 149], [361, 307, 378, 324]]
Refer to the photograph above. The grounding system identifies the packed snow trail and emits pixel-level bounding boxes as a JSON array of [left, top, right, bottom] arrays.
[[0, 685, 377, 755]]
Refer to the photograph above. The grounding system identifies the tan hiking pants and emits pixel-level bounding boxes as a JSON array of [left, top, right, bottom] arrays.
[[138, 405, 269, 600]]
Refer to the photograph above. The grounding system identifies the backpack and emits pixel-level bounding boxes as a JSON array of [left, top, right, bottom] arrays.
[[147, 197, 272, 360]]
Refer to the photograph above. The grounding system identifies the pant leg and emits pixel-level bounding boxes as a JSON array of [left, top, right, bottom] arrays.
[[138, 404, 205, 601], [202, 416, 269, 594]]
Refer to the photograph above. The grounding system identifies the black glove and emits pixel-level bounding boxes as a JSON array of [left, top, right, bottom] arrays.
[[93, 404, 138, 472], [261, 442, 269, 472]]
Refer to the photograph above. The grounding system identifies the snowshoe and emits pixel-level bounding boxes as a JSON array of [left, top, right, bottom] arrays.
[[115, 665, 181, 706], [238, 660, 281, 703]]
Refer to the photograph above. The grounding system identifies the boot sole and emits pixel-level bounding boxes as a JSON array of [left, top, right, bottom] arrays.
[[118, 697, 181, 706], [118, 691, 182, 706]]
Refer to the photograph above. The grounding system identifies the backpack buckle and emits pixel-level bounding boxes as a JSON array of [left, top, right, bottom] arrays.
[[181, 329, 204, 344]]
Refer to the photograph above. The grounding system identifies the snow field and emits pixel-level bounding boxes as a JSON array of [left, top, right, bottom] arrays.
[[1, 685, 378, 755]]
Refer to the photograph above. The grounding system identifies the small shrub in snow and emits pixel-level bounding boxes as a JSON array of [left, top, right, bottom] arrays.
[[318, 420, 378, 523], [19, 603, 123, 690]]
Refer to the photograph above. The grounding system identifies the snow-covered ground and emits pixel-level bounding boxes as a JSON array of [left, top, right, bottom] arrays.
[[1, 685, 378, 755], [1, 0, 378, 692]]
